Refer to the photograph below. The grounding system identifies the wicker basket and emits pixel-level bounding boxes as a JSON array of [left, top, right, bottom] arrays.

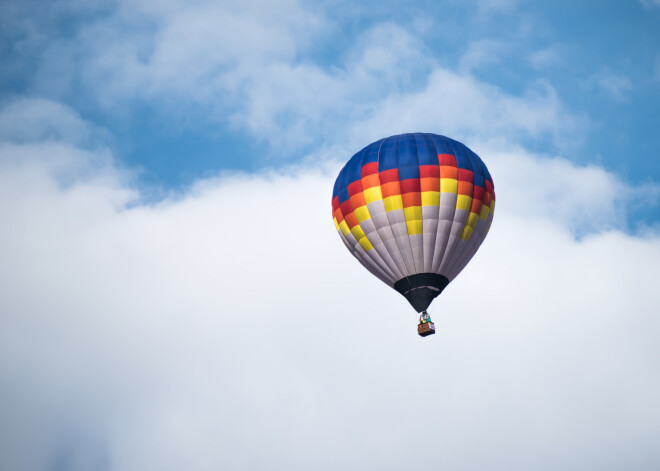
[[417, 322, 436, 337]]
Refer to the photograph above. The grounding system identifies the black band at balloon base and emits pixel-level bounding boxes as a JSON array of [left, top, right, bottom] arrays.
[[393, 273, 450, 312]]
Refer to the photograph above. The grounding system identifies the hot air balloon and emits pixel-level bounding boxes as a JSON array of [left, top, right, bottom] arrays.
[[331, 133, 495, 337]]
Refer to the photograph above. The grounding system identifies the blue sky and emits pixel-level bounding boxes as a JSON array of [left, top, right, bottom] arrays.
[[1, 1, 660, 470], [2, 0, 659, 208]]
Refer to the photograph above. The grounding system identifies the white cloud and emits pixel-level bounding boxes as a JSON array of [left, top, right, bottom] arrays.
[[231, 23, 432, 149], [639, 0, 660, 9], [19, 0, 585, 158], [471, 0, 524, 16], [484, 144, 648, 234], [74, 0, 327, 104], [347, 69, 584, 154], [459, 39, 509, 72], [589, 69, 634, 102], [1, 101, 659, 470], [0, 98, 105, 146], [527, 46, 563, 70], [72, 17, 436, 151]]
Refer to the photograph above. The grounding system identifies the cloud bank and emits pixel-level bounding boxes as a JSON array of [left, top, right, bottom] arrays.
[[1, 99, 659, 471]]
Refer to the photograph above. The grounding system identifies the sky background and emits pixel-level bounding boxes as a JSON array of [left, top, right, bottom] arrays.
[[1, 1, 660, 470]]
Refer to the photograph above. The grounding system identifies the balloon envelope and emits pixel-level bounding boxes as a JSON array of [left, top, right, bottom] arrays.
[[332, 133, 495, 312]]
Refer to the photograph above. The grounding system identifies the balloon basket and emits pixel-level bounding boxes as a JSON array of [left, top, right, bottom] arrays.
[[417, 321, 435, 337]]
